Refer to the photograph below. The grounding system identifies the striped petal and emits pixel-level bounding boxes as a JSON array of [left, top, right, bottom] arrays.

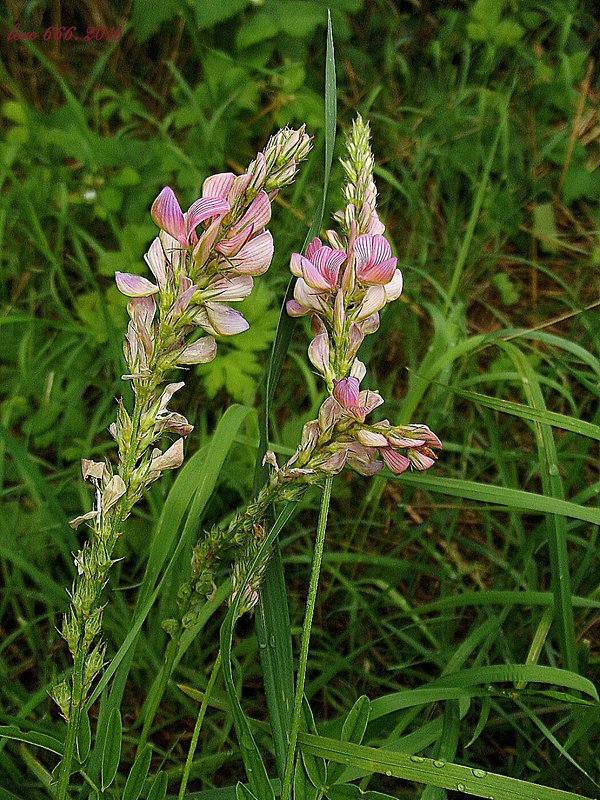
[[229, 230, 274, 275], [151, 187, 186, 244], [186, 196, 230, 231], [115, 272, 159, 297], [203, 274, 254, 302], [202, 172, 236, 200], [206, 303, 249, 335], [381, 447, 410, 474], [177, 336, 217, 364]]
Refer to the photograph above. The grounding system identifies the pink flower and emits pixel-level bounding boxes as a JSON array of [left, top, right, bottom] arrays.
[[151, 187, 229, 247], [354, 234, 397, 285]]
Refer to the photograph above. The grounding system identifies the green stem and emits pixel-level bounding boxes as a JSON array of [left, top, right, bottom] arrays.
[[280, 475, 333, 800], [177, 650, 222, 800], [55, 647, 86, 800]]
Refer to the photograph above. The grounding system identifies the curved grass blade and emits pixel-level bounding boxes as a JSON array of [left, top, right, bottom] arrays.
[[298, 733, 594, 800], [497, 341, 578, 673], [395, 474, 600, 525], [442, 385, 600, 440]]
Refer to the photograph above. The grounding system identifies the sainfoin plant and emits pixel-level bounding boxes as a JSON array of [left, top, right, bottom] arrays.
[[46, 94, 595, 800]]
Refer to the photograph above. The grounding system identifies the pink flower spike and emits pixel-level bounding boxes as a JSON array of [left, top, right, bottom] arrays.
[[115, 272, 159, 297], [177, 336, 217, 365], [230, 230, 274, 275], [333, 376, 360, 409], [151, 187, 187, 244], [381, 448, 410, 474], [202, 172, 236, 200], [206, 303, 249, 336]]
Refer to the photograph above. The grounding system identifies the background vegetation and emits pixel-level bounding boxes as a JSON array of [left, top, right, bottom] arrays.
[[0, 1, 598, 799]]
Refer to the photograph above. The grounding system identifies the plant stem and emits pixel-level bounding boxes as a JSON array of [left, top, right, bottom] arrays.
[[177, 650, 222, 800], [280, 475, 333, 800]]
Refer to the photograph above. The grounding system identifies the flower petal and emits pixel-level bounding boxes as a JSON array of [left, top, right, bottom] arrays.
[[381, 447, 410, 474], [150, 438, 185, 472], [384, 269, 403, 301], [228, 230, 274, 275], [186, 196, 230, 231], [203, 274, 253, 302], [286, 298, 310, 317], [333, 376, 360, 409], [144, 237, 169, 290], [151, 187, 186, 244], [355, 285, 386, 319], [177, 336, 217, 365], [357, 429, 389, 447], [206, 303, 249, 335], [357, 256, 398, 284], [202, 172, 236, 200], [115, 272, 159, 297], [308, 332, 331, 377], [102, 475, 126, 513]]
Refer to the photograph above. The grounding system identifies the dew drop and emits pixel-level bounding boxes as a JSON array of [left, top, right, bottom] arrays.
[[385, 770, 392, 777], [548, 464, 559, 476], [472, 768, 487, 778], [258, 640, 267, 649], [269, 635, 276, 647], [456, 785, 465, 792], [410, 755, 425, 763], [433, 760, 446, 768]]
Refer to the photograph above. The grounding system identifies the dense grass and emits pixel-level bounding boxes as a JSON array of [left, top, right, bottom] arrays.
[[0, 1, 598, 799]]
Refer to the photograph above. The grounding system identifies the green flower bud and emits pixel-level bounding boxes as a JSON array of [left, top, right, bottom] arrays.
[[51, 679, 72, 720]]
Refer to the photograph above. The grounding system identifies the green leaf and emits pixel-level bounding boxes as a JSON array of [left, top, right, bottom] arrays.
[[0, 725, 63, 757], [532, 203, 560, 253], [122, 745, 152, 800], [236, 783, 261, 800], [100, 707, 122, 791], [75, 710, 91, 763], [194, 0, 251, 29], [395, 474, 600, 525], [299, 733, 594, 800], [221, 503, 297, 800], [131, 0, 178, 41], [146, 771, 168, 800], [494, 19, 524, 45], [328, 696, 371, 784], [236, 11, 280, 49]]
